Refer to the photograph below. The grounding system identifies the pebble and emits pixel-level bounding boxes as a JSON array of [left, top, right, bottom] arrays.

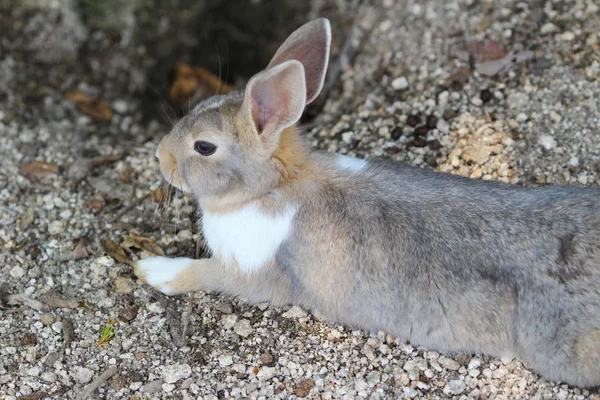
[[73, 367, 94, 384], [113, 99, 128, 114], [47, 221, 64, 235], [282, 305, 307, 319], [438, 357, 460, 371], [162, 364, 192, 384], [218, 354, 234, 367], [51, 321, 62, 334], [539, 134, 557, 150], [233, 319, 253, 338], [443, 379, 466, 395], [391, 76, 409, 90], [9, 266, 25, 279], [141, 379, 163, 394], [221, 314, 238, 329], [366, 370, 381, 385]]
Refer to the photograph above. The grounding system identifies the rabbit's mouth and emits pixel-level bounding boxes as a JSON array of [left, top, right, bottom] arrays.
[[161, 166, 191, 194]]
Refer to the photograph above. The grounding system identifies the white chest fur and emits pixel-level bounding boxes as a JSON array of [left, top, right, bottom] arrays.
[[201, 203, 298, 273]]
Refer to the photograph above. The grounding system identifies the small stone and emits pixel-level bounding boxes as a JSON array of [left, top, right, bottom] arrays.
[[426, 115, 438, 129], [406, 114, 420, 127], [47, 221, 64, 235], [218, 354, 234, 367], [391, 76, 409, 90], [114, 277, 133, 294], [111, 375, 126, 390], [51, 321, 62, 333], [516, 113, 528, 122], [41, 372, 57, 382], [471, 97, 483, 106], [568, 156, 579, 167], [162, 364, 192, 384], [180, 378, 193, 389], [73, 367, 94, 384], [113, 100, 128, 114], [468, 358, 481, 370], [493, 366, 509, 378], [294, 379, 315, 397], [560, 31, 575, 41], [26, 366, 41, 377], [141, 379, 163, 393], [413, 126, 429, 137], [480, 89, 493, 103], [442, 109, 457, 120], [443, 379, 466, 395], [390, 126, 403, 140], [9, 266, 25, 279], [282, 305, 307, 319], [221, 314, 238, 329], [215, 301, 233, 314], [439, 357, 460, 371], [403, 386, 419, 398], [233, 319, 253, 338], [366, 370, 381, 385], [256, 366, 277, 380], [436, 119, 449, 134], [162, 383, 175, 392], [550, 110, 562, 123], [539, 134, 556, 150], [259, 352, 277, 366], [540, 22, 559, 34]]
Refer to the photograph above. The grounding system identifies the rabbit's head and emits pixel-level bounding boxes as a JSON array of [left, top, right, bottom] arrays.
[[155, 18, 331, 210]]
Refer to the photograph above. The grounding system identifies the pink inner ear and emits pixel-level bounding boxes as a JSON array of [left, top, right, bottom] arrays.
[[251, 76, 292, 134], [252, 96, 278, 134]]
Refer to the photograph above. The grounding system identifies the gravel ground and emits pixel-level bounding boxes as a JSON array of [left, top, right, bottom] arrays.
[[1, 0, 600, 399]]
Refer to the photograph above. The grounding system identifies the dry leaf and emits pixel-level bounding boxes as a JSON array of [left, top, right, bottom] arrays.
[[102, 237, 133, 265], [66, 89, 113, 121], [84, 197, 104, 213], [39, 290, 81, 309], [120, 164, 133, 183], [451, 40, 509, 63], [169, 61, 233, 106], [58, 243, 89, 262], [20, 160, 59, 179], [121, 230, 164, 256], [476, 50, 534, 76]]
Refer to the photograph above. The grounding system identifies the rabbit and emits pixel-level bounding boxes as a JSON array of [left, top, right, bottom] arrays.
[[134, 18, 600, 388]]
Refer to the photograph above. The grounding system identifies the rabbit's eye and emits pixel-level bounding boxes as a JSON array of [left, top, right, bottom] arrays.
[[194, 141, 217, 156]]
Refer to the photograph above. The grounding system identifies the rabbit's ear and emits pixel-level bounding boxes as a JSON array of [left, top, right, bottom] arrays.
[[267, 18, 331, 104], [240, 60, 307, 143]]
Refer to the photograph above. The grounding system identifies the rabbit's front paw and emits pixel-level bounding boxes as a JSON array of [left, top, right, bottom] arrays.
[[134, 256, 194, 295]]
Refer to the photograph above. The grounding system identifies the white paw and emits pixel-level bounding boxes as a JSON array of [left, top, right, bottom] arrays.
[[134, 256, 194, 295]]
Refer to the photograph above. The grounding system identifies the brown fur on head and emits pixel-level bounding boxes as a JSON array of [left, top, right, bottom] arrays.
[[155, 19, 331, 213]]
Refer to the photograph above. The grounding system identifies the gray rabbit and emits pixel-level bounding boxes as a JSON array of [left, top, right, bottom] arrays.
[[135, 18, 600, 387]]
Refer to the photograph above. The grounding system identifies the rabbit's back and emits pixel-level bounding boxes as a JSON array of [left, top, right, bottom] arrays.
[[284, 154, 600, 382]]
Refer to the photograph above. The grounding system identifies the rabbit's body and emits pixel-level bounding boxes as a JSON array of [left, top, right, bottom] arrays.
[[135, 18, 600, 387]]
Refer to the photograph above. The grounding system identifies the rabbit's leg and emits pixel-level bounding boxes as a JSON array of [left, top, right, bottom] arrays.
[[134, 256, 295, 305], [516, 287, 600, 388]]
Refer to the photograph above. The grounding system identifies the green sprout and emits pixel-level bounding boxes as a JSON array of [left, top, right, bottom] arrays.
[[97, 319, 117, 346]]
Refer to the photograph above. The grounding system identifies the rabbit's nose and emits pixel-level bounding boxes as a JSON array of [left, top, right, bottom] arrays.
[[154, 148, 160, 160]]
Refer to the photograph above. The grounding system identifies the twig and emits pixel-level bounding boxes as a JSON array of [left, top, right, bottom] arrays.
[[76, 366, 118, 400], [109, 192, 150, 223], [62, 318, 75, 348], [0, 327, 25, 340], [7, 294, 49, 312]]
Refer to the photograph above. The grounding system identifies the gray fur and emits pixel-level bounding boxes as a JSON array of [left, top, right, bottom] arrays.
[[139, 18, 600, 387]]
